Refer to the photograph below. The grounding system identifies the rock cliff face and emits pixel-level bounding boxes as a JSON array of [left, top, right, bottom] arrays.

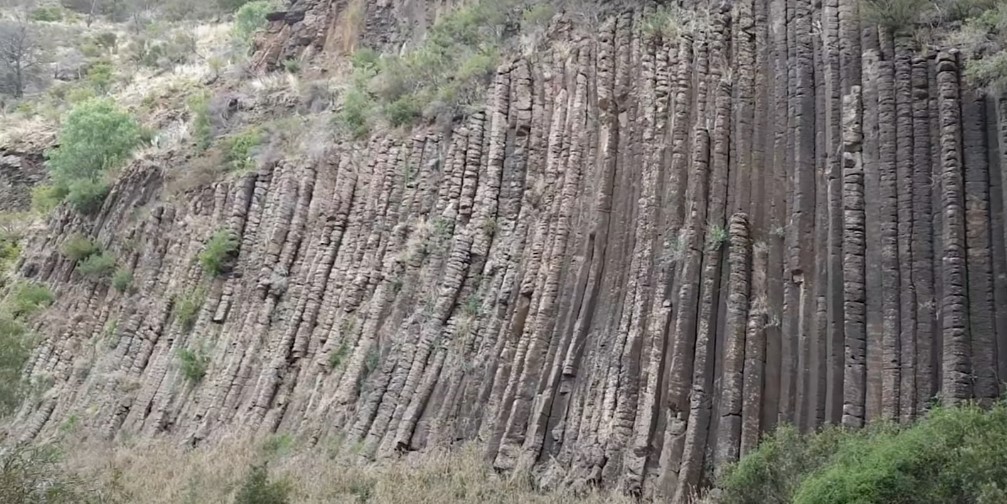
[[9, 0, 1007, 500]]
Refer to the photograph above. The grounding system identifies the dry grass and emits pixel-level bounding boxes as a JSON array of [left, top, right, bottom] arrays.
[[57, 435, 631, 503]]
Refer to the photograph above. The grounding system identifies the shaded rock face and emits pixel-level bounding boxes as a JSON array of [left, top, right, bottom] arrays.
[[10, 0, 1007, 500], [0, 150, 46, 212]]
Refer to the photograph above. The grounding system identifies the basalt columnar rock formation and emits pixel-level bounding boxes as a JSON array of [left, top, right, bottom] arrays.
[[8, 0, 1007, 501]]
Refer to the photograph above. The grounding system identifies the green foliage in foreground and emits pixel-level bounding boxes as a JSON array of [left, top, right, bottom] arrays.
[[0, 444, 122, 504], [234, 463, 291, 504], [717, 403, 1007, 504], [0, 283, 57, 416]]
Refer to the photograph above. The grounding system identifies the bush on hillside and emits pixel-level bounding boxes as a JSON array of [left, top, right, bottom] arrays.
[[173, 287, 206, 332], [0, 314, 29, 416], [112, 268, 133, 293], [234, 463, 291, 504], [860, 0, 931, 32], [45, 99, 142, 214], [200, 229, 239, 275], [29, 6, 64, 22], [0, 444, 105, 503], [60, 234, 100, 261], [336, 0, 510, 133], [178, 347, 210, 384], [222, 128, 261, 172], [8, 283, 54, 319], [77, 251, 116, 279], [951, 3, 1007, 93], [717, 404, 1007, 504], [233, 1, 279, 43]]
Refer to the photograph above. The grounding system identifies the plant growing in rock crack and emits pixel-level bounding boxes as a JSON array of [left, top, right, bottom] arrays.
[[390, 276, 404, 294], [61, 234, 100, 261], [77, 251, 117, 279], [328, 340, 350, 371], [462, 294, 481, 317], [112, 268, 133, 293], [178, 346, 210, 385], [362, 345, 380, 379], [706, 224, 729, 251], [199, 229, 239, 276], [481, 217, 498, 238], [173, 287, 206, 332], [8, 282, 54, 319]]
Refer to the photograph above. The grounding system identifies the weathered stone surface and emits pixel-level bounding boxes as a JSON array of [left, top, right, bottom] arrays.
[[7, 1, 1007, 500]]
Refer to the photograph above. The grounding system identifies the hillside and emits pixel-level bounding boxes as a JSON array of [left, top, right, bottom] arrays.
[[1, 0, 1007, 502]]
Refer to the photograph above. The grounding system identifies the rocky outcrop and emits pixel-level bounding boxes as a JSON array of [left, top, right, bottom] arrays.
[[9, 0, 1007, 501]]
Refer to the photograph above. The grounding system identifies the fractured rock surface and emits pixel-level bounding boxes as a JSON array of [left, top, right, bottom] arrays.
[[10, 0, 1007, 500]]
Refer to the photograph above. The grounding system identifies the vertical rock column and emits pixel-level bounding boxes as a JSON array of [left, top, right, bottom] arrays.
[[962, 87, 999, 404], [841, 85, 867, 428], [713, 213, 752, 475], [937, 51, 973, 405]]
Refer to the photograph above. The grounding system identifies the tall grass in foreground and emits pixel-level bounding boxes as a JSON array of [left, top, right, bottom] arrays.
[[54, 437, 632, 504]]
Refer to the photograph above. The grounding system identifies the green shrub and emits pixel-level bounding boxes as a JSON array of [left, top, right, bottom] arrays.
[[29, 6, 63, 21], [860, 0, 932, 32], [65, 178, 110, 215], [0, 444, 114, 503], [282, 59, 301, 74], [792, 405, 1007, 504], [717, 405, 1007, 504], [363, 345, 380, 377], [717, 424, 860, 504], [521, 3, 555, 28], [188, 92, 214, 150], [173, 287, 206, 332], [336, 87, 375, 138], [85, 60, 115, 94], [965, 52, 1007, 93], [222, 128, 261, 172], [178, 347, 210, 384], [338, 0, 510, 132], [234, 463, 291, 504], [200, 230, 239, 276], [60, 234, 100, 261], [328, 340, 350, 370], [8, 283, 54, 319], [0, 314, 29, 416], [112, 268, 133, 293], [383, 93, 423, 127], [94, 31, 118, 53], [66, 85, 97, 105], [78, 251, 116, 279], [45, 99, 142, 213], [233, 1, 278, 42], [218, 0, 256, 12], [952, 4, 1007, 93]]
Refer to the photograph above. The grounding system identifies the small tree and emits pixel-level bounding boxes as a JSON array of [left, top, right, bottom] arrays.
[[45, 98, 142, 213], [0, 1, 46, 98]]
